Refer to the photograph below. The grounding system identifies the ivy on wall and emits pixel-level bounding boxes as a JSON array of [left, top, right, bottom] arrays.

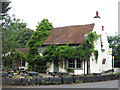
[[43, 31, 100, 63], [94, 50, 98, 62]]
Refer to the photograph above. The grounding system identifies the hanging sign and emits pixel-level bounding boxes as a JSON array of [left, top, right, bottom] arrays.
[[109, 48, 112, 55], [112, 56, 114, 60]]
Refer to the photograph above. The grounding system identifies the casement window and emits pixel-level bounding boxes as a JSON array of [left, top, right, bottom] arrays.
[[76, 59, 82, 68], [68, 59, 82, 69], [68, 59, 75, 68]]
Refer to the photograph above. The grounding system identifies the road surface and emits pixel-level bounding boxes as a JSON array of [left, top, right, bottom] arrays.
[[3, 80, 119, 88]]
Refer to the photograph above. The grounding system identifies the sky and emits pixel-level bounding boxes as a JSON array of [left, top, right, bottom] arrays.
[[9, 0, 120, 36]]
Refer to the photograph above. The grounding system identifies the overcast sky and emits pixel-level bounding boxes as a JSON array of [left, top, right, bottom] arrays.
[[9, 0, 120, 36]]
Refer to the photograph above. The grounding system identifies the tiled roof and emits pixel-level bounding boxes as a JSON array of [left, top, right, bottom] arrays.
[[42, 23, 94, 45], [16, 48, 29, 55]]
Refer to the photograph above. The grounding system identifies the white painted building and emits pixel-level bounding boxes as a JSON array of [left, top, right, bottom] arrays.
[[39, 11, 112, 75]]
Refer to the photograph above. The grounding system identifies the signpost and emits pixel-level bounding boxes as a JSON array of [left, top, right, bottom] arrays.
[[112, 56, 114, 69], [109, 48, 112, 55], [109, 48, 114, 73]]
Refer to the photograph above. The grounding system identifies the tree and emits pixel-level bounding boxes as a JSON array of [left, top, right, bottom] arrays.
[[1, 1, 33, 68], [16, 27, 34, 48], [26, 19, 53, 70], [1, 1, 11, 19], [27, 19, 53, 47], [2, 15, 33, 54], [2, 13, 33, 68], [1, 2, 15, 55], [107, 35, 120, 67], [1, 1, 11, 52]]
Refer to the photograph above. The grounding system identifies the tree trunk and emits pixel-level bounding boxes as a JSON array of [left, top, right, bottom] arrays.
[[17, 56, 20, 68], [21, 59, 22, 66]]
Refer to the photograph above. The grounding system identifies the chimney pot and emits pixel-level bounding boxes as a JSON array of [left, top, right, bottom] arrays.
[[96, 11, 98, 16], [102, 26, 104, 31]]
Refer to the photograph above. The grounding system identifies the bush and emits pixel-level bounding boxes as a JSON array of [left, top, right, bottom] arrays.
[[36, 78, 49, 85], [73, 76, 84, 83], [49, 77, 62, 84], [62, 76, 73, 84], [5, 78, 22, 85], [21, 77, 36, 85]]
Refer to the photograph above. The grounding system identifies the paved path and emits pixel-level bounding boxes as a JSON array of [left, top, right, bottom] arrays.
[[4, 80, 119, 88]]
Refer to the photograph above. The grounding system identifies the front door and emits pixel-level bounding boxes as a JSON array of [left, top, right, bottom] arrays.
[[54, 61, 59, 72]]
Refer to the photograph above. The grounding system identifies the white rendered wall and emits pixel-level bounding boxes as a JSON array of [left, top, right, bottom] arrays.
[[90, 16, 112, 73], [74, 69, 84, 75], [92, 18, 102, 35], [101, 31, 112, 71], [90, 53, 101, 73]]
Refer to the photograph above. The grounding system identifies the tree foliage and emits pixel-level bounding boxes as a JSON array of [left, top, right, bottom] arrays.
[[16, 27, 34, 48], [13, 51, 26, 60], [26, 19, 53, 65], [1, 1, 11, 19], [2, 15, 33, 54], [27, 19, 53, 48], [107, 35, 120, 67], [26, 47, 39, 63], [1, 2, 33, 67], [2, 50, 26, 68]]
